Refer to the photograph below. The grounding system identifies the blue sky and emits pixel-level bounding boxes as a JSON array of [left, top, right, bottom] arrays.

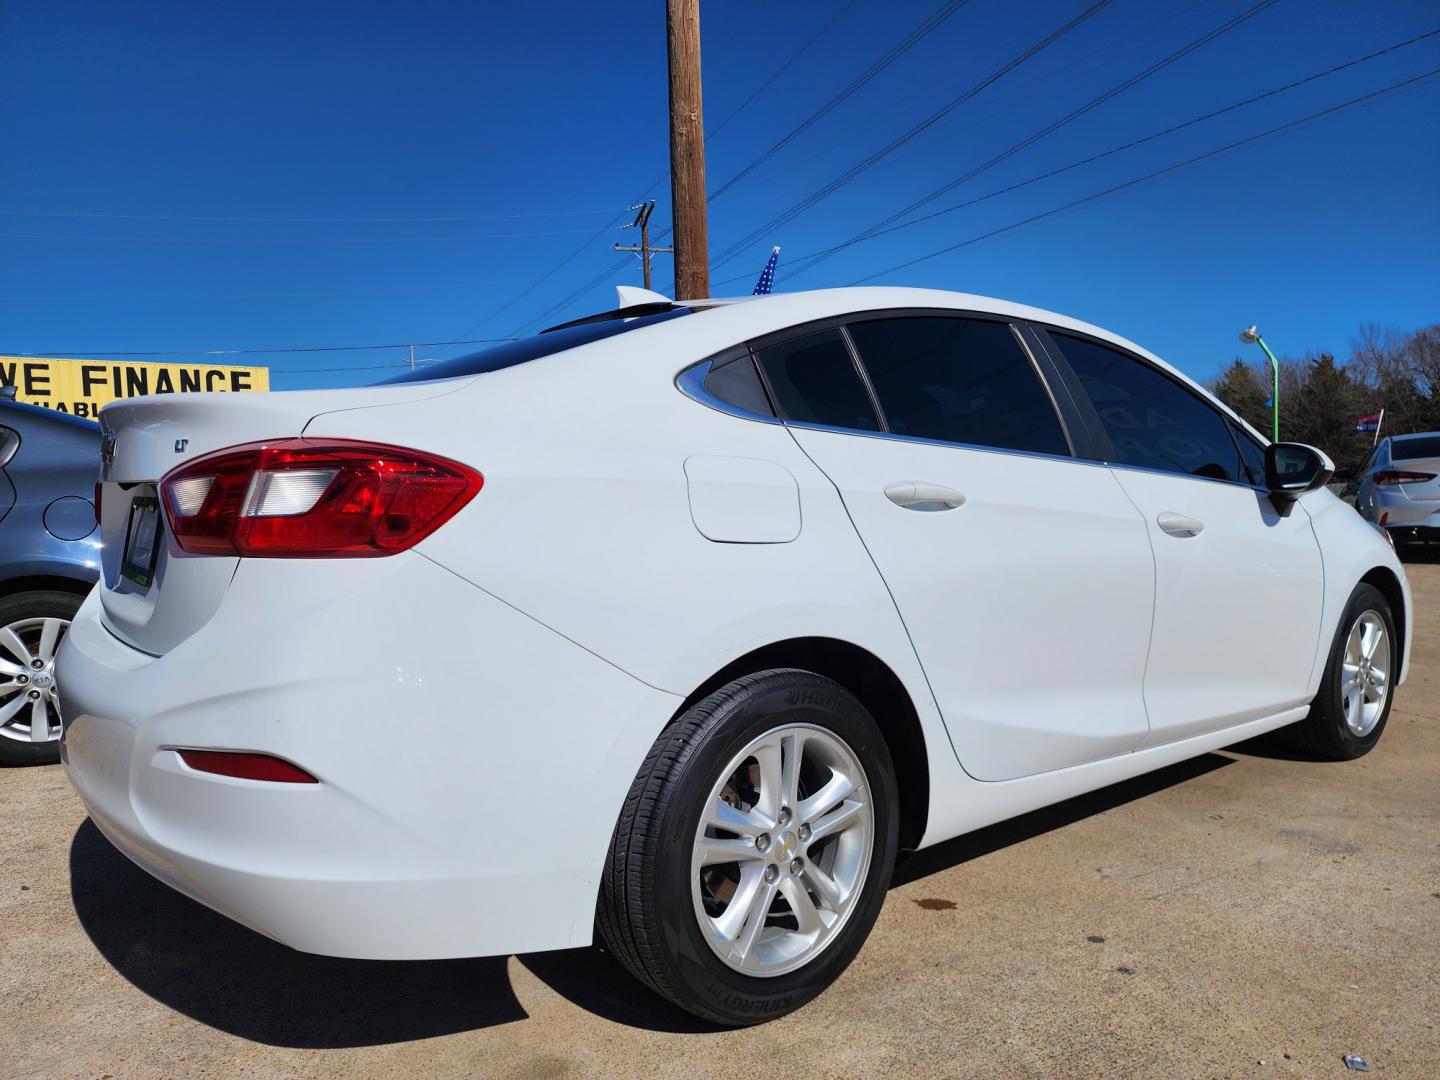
[[1, 0, 1436, 390]]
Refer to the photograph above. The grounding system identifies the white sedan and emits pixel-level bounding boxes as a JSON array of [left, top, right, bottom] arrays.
[[59, 287, 1409, 1026]]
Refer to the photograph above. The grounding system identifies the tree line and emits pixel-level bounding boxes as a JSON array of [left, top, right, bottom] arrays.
[[1210, 324, 1440, 477]]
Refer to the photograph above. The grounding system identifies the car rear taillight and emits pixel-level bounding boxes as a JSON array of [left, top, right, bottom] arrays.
[[177, 749, 318, 783], [160, 438, 482, 557], [1374, 470, 1436, 485]]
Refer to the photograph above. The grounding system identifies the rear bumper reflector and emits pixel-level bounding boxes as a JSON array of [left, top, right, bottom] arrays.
[[176, 749, 318, 783]]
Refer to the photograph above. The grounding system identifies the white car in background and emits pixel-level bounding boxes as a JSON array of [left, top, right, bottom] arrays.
[[1354, 431, 1440, 547], [59, 287, 1410, 1026]]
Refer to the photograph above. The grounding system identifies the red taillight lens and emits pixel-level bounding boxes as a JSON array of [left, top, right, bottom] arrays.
[[1374, 470, 1435, 485], [160, 439, 482, 557], [177, 749, 318, 783]]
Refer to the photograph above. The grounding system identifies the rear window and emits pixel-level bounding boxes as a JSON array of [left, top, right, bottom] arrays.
[[1393, 435, 1440, 461], [384, 308, 690, 384]]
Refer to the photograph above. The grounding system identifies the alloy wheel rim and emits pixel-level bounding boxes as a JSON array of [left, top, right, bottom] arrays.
[[0, 617, 68, 745], [1340, 609, 1390, 738], [690, 722, 874, 978]]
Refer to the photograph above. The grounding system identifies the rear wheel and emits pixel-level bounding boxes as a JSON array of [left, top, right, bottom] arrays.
[[597, 669, 898, 1026], [0, 590, 82, 767], [1292, 583, 1396, 760]]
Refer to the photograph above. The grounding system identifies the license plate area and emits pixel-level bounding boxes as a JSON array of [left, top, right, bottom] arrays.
[[121, 495, 162, 588]]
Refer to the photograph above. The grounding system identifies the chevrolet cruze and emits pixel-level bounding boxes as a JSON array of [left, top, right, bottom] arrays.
[[59, 287, 1410, 1025]]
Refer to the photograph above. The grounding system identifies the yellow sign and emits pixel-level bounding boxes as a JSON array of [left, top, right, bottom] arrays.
[[0, 357, 270, 419]]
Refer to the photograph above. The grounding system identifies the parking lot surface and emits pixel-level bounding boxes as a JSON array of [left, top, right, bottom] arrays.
[[4, 559, 1439, 1078]]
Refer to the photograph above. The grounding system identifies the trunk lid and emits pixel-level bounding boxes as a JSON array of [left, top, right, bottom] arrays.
[[97, 382, 463, 655]]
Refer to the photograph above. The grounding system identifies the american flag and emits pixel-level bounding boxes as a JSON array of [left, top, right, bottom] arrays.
[[752, 246, 780, 295]]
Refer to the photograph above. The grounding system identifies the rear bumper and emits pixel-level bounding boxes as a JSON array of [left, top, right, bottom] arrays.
[[1385, 523, 1440, 543], [59, 552, 680, 959], [1372, 491, 1440, 530]]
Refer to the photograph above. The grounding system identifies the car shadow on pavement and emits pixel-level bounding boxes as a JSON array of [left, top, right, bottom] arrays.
[[891, 752, 1234, 887], [72, 753, 1235, 1042], [69, 820, 526, 1048]]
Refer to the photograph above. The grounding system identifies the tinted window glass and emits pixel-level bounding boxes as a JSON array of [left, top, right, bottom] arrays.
[[1052, 333, 1245, 482], [704, 353, 774, 416], [754, 330, 880, 432], [1228, 419, 1267, 486], [384, 308, 690, 384], [1393, 435, 1440, 460], [847, 317, 1068, 456]]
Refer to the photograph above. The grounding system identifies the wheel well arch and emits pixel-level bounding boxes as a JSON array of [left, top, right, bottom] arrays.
[[1359, 565, 1407, 678], [0, 574, 95, 601], [676, 637, 930, 850]]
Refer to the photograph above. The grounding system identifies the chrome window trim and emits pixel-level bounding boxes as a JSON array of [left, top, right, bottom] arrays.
[[781, 418, 1108, 469], [674, 360, 783, 425], [1100, 457, 1273, 494], [1036, 323, 1272, 495]]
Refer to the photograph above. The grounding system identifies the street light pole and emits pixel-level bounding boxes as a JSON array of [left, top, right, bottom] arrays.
[[1240, 325, 1280, 442]]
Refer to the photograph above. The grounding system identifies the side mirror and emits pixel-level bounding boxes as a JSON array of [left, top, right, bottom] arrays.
[[1266, 442, 1334, 498]]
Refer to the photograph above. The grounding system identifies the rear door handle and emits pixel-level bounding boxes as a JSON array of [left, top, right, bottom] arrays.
[[884, 481, 966, 511], [1156, 511, 1204, 538]]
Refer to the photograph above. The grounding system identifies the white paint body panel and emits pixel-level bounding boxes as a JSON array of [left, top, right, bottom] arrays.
[[59, 286, 1411, 960], [785, 426, 1154, 781], [1105, 467, 1326, 747]]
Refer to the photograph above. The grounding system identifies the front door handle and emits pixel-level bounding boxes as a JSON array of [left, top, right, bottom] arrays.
[[1156, 511, 1204, 538], [884, 481, 966, 511]]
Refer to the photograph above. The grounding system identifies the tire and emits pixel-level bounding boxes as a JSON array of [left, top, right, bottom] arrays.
[[0, 589, 83, 767], [597, 669, 899, 1026], [1291, 583, 1397, 760]]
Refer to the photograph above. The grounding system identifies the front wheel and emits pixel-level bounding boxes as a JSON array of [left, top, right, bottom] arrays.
[[597, 669, 899, 1026], [1292, 583, 1397, 760]]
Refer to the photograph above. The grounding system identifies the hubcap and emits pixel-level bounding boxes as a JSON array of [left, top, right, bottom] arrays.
[[0, 617, 68, 745], [1340, 609, 1390, 737], [691, 723, 874, 978]]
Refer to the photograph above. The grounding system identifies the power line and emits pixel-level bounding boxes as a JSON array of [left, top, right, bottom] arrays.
[[518, 0, 1217, 318], [0, 207, 622, 224], [715, 28, 1440, 287], [0, 226, 616, 244], [848, 67, 1440, 285], [4, 336, 515, 359], [706, 0, 1118, 272], [502, 0, 954, 337], [706, 0, 973, 205], [705, 0, 866, 144], [782, 0, 1285, 280]]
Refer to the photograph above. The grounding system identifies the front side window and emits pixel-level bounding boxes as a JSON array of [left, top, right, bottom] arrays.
[[1050, 332, 1246, 483], [753, 329, 880, 432], [1228, 419, 1267, 486], [846, 316, 1069, 456]]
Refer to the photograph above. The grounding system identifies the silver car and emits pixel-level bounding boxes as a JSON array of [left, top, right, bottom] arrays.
[[1355, 431, 1440, 544]]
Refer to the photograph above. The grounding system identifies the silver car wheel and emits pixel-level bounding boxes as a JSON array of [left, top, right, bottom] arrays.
[[691, 723, 874, 978], [1340, 609, 1390, 738], [0, 617, 68, 745]]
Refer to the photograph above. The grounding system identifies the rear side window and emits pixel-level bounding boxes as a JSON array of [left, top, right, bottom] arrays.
[[754, 330, 880, 432], [1393, 435, 1440, 460], [1050, 332, 1247, 483], [846, 316, 1069, 456], [703, 353, 774, 417]]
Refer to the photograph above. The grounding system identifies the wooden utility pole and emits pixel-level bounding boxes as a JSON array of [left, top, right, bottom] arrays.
[[613, 201, 672, 291], [666, 0, 708, 298]]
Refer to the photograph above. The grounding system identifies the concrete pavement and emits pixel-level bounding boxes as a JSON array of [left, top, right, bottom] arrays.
[[4, 559, 1438, 1078]]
